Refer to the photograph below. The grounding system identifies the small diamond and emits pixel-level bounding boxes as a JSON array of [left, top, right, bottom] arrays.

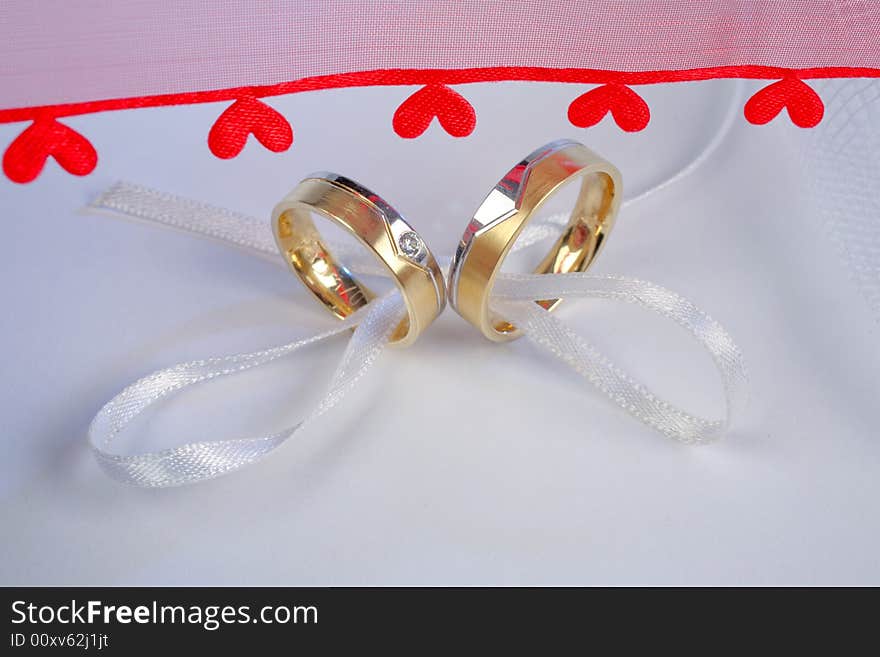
[[398, 231, 424, 259]]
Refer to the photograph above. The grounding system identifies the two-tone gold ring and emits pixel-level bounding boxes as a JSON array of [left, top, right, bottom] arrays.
[[448, 139, 622, 341], [272, 140, 621, 344], [272, 173, 445, 347]]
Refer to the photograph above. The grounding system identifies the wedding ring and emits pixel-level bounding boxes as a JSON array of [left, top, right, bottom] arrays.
[[272, 173, 445, 346], [448, 139, 622, 342]]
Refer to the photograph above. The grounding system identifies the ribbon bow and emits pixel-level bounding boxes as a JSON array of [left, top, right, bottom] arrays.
[[85, 180, 746, 488]]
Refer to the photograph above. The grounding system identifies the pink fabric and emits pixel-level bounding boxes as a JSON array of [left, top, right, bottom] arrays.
[[2, 0, 879, 110]]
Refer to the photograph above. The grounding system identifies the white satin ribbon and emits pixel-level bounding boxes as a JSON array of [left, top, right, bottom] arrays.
[[87, 182, 747, 487], [90, 293, 403, 487], [494, 274, 745, 443]]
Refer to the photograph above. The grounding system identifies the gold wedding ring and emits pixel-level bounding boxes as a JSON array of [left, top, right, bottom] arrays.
[[272, 173, 445, 346], [448, 139, 622, 342]]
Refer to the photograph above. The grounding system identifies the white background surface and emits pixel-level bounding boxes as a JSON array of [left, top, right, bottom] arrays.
[[1, 80, 878, 584]]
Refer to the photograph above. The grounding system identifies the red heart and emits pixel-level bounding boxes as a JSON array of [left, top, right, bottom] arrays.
[[568, 84, 650, 132], [393, 84, 476, 138], [744, 78, 824, 128], [3, 118, 97, 184], [208, 97, 293, 159]]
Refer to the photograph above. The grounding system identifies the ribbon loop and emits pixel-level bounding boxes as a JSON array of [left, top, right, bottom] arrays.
[[493, 273, 746, 443], [89, 291, 404, 487]]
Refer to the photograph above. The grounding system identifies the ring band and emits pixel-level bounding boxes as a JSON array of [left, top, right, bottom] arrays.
[[272, 173, 445, 346], [448, 139, 622, 342]]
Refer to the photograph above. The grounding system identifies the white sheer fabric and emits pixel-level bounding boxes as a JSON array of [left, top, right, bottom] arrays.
[[805, 79, 880, 323]]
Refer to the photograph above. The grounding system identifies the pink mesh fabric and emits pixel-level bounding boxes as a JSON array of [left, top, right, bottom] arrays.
[[2, 0, 879, 109]]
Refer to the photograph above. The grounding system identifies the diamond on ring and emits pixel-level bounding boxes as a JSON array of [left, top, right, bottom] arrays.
[[398, 231, 424, 260]]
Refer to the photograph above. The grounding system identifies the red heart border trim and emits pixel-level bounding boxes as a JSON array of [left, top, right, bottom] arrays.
[[392, 84, 476, 138], [2, 118, 97, 184], [568, 84, 651, 132], [2, 65, 874, 183], [743, 77, 824, 128], [208, 97, 293, 159]]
